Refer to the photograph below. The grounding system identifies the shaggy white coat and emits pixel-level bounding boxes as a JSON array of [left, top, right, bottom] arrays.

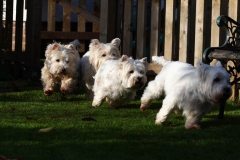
[[92, 55, 148, 108], [140, 56, 232, 129], [80, 38, 121, 99], [41, 40, 80, 95]]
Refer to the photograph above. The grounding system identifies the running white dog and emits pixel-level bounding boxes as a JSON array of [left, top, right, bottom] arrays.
[[92, 55, 148, 108], [140, 56, 232, 129], [80, 38, 121, 99], [41, 40, 80, 95]]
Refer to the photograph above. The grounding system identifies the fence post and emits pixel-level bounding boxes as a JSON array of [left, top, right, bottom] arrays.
[[122, 0, 133, 57], [100, 0, 117, 43], [164, 0, 174, 60], [25, 0, 42, 66], [136, 0, 146, 59], [194, 0, 204, 66], [150, 0, 160, 60]]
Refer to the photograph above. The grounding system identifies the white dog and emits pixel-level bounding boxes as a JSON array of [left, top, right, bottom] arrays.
[[140, 56, 232, 129], [92, 55, 148, 108], [41, 40, 80, 95], [80, 38, 121, 99]]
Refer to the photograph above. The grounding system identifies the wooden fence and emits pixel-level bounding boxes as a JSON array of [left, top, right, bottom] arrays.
[[117, 0, 240, 66], [1, 0, 240, 69]]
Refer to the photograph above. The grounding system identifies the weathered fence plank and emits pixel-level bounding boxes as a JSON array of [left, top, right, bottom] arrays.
[[150, 0, 160, 59], [164, 0, 174, 60], [15, 0, 24, 52], [63, 3, 71, 32], [229, 0, 238, 21], [5, 0, 14, 51], [210, 0, 220, 66], [25, 0, 42, 66], [99, 0, 117, 42], [0, 0, 3, 49], [48, 0, 56, 31], [194, 0, 204, 66], [136, 0, 146, 59], [179, 0, 189, 62], [122, 0, 133, 56], [78, 0, 86, 32], [77, 0, 86, 53], [211, 0, 220, 47]]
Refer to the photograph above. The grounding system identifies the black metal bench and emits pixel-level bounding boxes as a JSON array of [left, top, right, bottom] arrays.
[[203, 15, 240, 118]]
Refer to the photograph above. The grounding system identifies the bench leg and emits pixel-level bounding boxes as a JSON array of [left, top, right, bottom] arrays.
[[218, 101, 226, 119]]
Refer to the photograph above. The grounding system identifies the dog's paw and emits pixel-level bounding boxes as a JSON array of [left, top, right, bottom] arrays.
[[60, 87, 70, 94], [185, 124, 200, 130], [140, 104, 147, 111], [92, 101, 100, 107], [155, 120, 165, 125], [44, 89, 53, 96]]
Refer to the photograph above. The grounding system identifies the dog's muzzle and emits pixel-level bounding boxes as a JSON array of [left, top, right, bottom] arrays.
[[222, 87, 232, 100], [61, 68, 66, 73]]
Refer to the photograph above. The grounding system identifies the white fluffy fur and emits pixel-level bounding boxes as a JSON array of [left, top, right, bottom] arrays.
[[41, 40, 80, 95], [92, 55, 148, 108], [140, 56, 232, 129], [80, 38, 121, 99]]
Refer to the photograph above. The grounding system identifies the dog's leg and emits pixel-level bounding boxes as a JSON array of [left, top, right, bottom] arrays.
[[61, 78, 75, 94], [92, 91, 105, 107], [140, 80, 163, 111], [185, 116, 202, 129], [41, 74, 55, 96], [155, 95, 176, 125], [108, 101, 118, 109]]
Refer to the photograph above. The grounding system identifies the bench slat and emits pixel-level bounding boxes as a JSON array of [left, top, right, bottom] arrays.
[[208, 50, 240, 60]]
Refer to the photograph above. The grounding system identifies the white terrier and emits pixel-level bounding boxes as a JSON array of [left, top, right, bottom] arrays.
[[80, 38, 121, 99], [41, 40, 81, 95], [140, 56, 232, 129], [92, 55, 148, 108]]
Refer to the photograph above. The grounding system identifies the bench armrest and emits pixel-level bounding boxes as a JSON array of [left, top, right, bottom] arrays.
[[203, 15, 240, 63]]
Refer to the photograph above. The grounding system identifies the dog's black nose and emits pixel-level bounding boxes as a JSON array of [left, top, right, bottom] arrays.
[[62, 68, 66, 73], [137, 77, 142, 81], [224, 87, 232, 95]]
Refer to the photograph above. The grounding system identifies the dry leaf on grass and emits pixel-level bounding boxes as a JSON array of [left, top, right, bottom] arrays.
[[38, 126, 54, 133]]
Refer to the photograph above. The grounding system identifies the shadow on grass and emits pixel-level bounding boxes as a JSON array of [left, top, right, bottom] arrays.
[[1, 116, 240, 160]]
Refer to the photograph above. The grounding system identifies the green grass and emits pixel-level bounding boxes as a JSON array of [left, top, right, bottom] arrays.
[[0, 88, 240, 160]]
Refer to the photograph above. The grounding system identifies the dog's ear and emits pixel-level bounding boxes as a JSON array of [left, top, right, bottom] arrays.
[[141, 57, 148, 63], [89, 39, 100, 50], [111, 38, 121, 47], [67, 44, 75, 50], [196, 60, 204, 68], [120, 55, 129, 62], [141, 57, 148, 69], [215, 61, 223, 67], [197, 62, 210, 82], [45, 43, 59, 57], [69, 39, 81, 49]]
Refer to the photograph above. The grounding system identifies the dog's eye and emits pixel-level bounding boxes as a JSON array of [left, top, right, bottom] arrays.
[[112, 53, 115, 56], [214, 77, 220, 82], [56, 59, 60, 62], [66, 61, 69, 63], [140, 70, 144, 74], [102, 54, 106, 57], [129, 70, 134, 74]]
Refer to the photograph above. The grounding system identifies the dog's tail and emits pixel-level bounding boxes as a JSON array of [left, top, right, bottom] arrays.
[[152, 56, 170, 66], [69, 39, 81, 50]]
